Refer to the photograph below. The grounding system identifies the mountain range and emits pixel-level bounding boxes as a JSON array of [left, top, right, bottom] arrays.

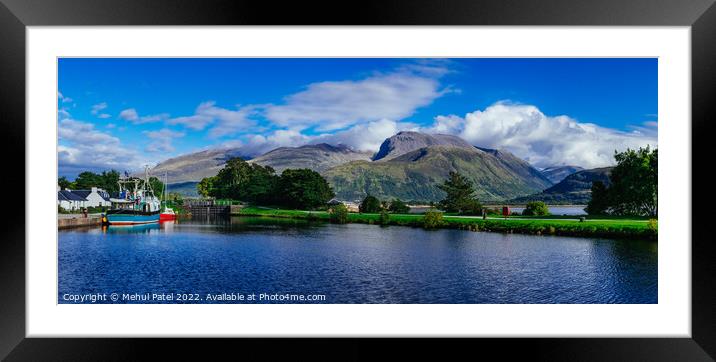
[[154, 131, 592, 202], [540, 165, 585, 184], [248, 143, 372, 173], [510, 167, 613, 204]]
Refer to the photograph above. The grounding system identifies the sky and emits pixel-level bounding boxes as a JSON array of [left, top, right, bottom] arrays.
[[58, 58, 657, 178]]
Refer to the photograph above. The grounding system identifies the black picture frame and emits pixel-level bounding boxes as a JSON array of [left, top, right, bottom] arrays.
[[1, 0, 714, 360]]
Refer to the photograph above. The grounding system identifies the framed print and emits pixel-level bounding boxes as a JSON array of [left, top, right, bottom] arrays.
[[2, 0, 715, 360]]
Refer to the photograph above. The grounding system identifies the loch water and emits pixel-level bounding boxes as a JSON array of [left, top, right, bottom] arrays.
[[58, 217, 657, 304]]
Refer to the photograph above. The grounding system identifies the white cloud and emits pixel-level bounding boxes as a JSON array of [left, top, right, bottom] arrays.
[[429, 102, 657, 168], [144, 128, 185, 153], [58, 92, 72, 103], [58, 118, 149, 173], [91, 102, 112, 119], [58, 108, 71, 121], [315, 119, 418, 152], [263, 67, 449, 131], [168, 101, 255, 134], [239, 129, 313, 155], [119, 108, 170, 124]]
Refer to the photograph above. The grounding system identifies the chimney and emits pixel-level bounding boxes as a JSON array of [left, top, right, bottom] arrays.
[[91, 187, 98, 193]]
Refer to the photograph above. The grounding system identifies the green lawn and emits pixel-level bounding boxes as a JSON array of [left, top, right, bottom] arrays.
[[235, 206, 657, 240]]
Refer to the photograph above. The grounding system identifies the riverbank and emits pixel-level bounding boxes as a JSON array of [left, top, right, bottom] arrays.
[[234, 207, 657, 240]]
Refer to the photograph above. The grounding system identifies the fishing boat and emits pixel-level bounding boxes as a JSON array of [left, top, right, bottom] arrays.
[[105, 167, 161, 226], [159, 172, 177, 221]]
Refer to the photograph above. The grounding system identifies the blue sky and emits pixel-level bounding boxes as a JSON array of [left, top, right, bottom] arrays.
[[58, 58, 657, 178]]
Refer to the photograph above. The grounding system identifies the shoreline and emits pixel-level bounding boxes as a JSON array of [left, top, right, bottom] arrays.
[[234, 207, 657, 241]]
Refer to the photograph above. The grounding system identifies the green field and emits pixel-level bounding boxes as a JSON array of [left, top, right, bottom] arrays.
[[235, 207, 657, 240]]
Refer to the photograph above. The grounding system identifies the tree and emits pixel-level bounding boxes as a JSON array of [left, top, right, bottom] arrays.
[[278, 168, 335, 209], [459, 198, 483, 216], [58, 176, 74, 190], [388, 198, 410, 214], [100, 170, 120, 194], [242, 164, 278, 204], [74, 171, 104, 190], [197, 176, 216, 197], [197, 158, 279, 202], [609, 147, 657, 216], [148, 177, 165, 198], [523, 201, 550, 216], [586, 147, 657, 217], [586, 181, 610, 215], [437, 172, 482, 214], [359, 195, 382, 213], [213, 157, 255, 199]]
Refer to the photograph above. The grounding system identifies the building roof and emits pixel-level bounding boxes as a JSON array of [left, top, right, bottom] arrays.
[[58, 190, 86, 202], [73, 189, 111, 201], [72, 190, 92, 199]]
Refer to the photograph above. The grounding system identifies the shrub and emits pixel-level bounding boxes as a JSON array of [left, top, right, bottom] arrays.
[[329, 204, 349, 224], [388, 198, 410, 214], [523, 201, 550, 216], [423, 210, 444, 229], [359, 195, 383, 213], [647, 218, 658, 233]]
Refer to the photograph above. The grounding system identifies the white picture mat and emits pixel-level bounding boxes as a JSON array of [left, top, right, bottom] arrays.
[[26, 26, 690, 337]]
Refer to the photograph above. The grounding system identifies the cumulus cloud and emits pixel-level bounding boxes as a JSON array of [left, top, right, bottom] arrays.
[[144, 128, 185, 153], [238, 129, 314, 156], [168, 101, 255, 135], [315, 119, 418, 152], [119, 108, 170, 124], [428, 102, 657, 168], [58, 118, 149, 174], [263, 67, 449, 131]]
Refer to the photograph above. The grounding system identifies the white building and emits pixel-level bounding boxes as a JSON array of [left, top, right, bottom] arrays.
[[57, 187, 111, 210], [71, 187, 111, 207], [57, 190, 86, 211]]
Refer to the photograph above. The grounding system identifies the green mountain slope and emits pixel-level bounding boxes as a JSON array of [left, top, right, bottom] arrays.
[[510, 167, 613, 204], [324, 145, 553, 202]]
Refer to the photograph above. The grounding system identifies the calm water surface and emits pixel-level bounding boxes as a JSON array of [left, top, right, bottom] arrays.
[[58, 217, 657, 304]]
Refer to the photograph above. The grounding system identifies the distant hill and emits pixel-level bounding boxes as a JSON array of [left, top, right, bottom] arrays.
[[249, 143, 372, 173], [510, 167, 613, 204], [324, 145, 553, 202], [372, 131, 474, 161], [166, 181, 200, 198], [150, 147, 251, 184], [540, 165, 585, 184]]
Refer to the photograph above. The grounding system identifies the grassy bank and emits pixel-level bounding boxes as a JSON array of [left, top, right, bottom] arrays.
[[235, 207, 657, 240]]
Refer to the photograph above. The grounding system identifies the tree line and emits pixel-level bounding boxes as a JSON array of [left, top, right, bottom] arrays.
[[357, 171, 485, 215], [587, 146, 657, 217], [58, 170, 165, 197], [197, 157, 335, 210]]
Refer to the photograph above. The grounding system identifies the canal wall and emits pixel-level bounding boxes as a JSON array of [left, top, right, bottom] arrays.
[[58, 215, 103, 229], [185, 200, 243, 217]]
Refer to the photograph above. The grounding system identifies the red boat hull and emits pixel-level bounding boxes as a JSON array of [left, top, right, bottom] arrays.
[[160, 213, 177, 221]]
